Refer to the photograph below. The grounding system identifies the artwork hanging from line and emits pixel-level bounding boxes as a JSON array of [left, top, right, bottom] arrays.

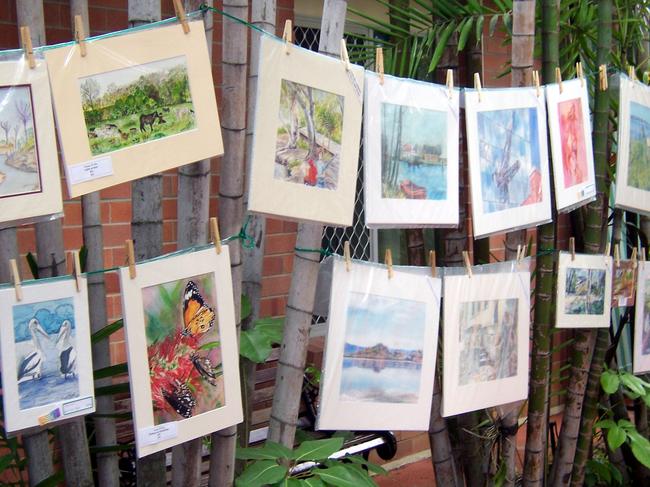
[[317, 258, 440, 431], [45, 20, 222, 198], [555, 252, 612, 328], [634, 261, 650, 373], [248, 36, 364, 227], [363, 72, 460, 228], [615, 75, 650, 215], [546, 78, 596, 212], [0, 277, 95, 433], [120, 247, 242, 458], [443, 267, 530, 417], [612, 260, 637, 307], [0, 59, 62, 226], [465, 87, 552, 237]]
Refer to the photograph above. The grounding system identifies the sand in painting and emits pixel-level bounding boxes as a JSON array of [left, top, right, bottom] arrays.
[[380, 102, 447, 200], [627, 101, 650, 191], [0, 85, 41, 198], [339, 292, 425, 403], [477, 107, 542, 213], [275, 79, 343, 189], [558, 98, 588, 188], [13, 298, 79, 410], [80, 56, 196, 156], [458, 298, 518, 386], [565, 267, 606, 315], [142, 273, 224, 425]]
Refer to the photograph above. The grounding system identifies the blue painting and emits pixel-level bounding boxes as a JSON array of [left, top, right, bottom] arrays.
[[339, 292, 425, 403], [477, 107, 542, 213], [381, 102, 447, 200], [13, 298, 79, 410], [627, 102, 650, 191]]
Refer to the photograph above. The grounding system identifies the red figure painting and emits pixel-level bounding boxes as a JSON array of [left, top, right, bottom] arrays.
[[558, 98, 588, 188], [304, 158, 318, 186], [521, 168, 542, 206]]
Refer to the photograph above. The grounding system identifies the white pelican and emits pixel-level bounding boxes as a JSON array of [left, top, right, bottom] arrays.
[[17, 318, 50, 381], [55, 320, 76, 379]]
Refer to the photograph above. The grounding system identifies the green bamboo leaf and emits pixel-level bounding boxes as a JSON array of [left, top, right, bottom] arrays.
[[457, 17, 474, 52], [240, 329, 273, 363], [236, 441, 292, 460], [241, 294, 252, 322], [292, 437, 344, 462], [236, 460, 287, 487], [0, 453, 15, 472], [607, 425, 626, 451], [428, 22, 456, 73], [34, 470, 65, 487], [93, 362, 128, 381], [600, 369, 620, 394], [475, 15, 484, 45], [347, 6, 411, 37], [91, 319, 123, 344]]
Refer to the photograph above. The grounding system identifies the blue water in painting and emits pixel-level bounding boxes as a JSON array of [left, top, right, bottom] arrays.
[[340, 358, 422, 404], [396, 161, 447, 200]]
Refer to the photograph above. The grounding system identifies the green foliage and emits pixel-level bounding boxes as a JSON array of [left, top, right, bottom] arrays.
[[240, 317, 284, 363], [585, 457, 623, 486]]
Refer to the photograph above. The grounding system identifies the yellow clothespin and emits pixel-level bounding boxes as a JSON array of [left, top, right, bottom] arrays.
[[376, 47, 384, 85], [532, 70, 540, 97], [125, 239, 136, 279], [10, 259, 22, 301], [446, 69, 454, 99], [555, 67, 563, 94], [72, 250, 82, 292], [632, 247, 638, 268], [282, 19, 292, 54], [628, 65, 636, 82], [599, 65, 608, 91], [385, 248, 394, 279], [569, 237, 576, 261], [576, 61, 584, 87], [209, 217, 222, 255], [20, 26, 35, 69], [429, 250, 436, 278], [340, 39, 350, 71], [172, 0, 190, 34], [463, 251, 472, 278], [614, 243, 620, 266], [474, 73, 482, 103], [74, 15, 87, 57], [344, 241, 351, 272]]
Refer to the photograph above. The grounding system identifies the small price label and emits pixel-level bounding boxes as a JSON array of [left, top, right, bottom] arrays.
[[138, 422, 178, 446], [580, 183, 596, 199], [67, 155, 113, 185], [62, 396, 94, 415]]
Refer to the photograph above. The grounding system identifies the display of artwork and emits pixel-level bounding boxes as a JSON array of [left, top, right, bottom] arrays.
[[546, 78, 596, 212], [248, 36, 364, 227], [555, 252, 612, 328], [119, 247, 242, 457], [443, 268, 530, 417], [317, 258, 440, 431], [634, 261, 650, 373], [363, 72, 460, 227], [45, 20, 222, 198], [465, 88, 551, 237], [0, 59, 62, 226], [614, 75, 650, 215], [612, 260, 637, 307], [0, 277, 95, 433]]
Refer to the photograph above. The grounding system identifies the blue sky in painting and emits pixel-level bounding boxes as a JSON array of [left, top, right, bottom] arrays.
[[382, 103, 447, 154], [13, 298, 75, 342]]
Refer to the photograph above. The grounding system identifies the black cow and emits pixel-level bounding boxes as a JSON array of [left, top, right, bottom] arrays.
[[139, 111, 166, 132]]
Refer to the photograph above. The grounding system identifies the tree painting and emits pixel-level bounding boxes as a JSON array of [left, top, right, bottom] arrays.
[[80, 55, 196, 156], [275, 79, 343, 190], [627, 101, 650, 191]]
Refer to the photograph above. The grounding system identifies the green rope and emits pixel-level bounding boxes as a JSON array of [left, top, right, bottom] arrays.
[[294, 246, 334, 257]]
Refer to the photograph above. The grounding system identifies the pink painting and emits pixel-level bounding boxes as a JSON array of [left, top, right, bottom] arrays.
[[558, 98, 588, 188]]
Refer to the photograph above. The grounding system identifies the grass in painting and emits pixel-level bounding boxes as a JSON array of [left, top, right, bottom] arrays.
[[565, 267, 606, 315], [612, 261, 636, 307], [80, 56, 196, 156], [627, 101, 650, 191]]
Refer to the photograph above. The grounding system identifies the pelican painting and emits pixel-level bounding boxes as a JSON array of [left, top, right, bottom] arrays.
[[17, 318, 50, 382], [55, 320, 77, 379]]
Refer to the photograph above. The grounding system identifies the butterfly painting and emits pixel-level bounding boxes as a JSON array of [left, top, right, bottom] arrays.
[[142, 273, 225, 425]]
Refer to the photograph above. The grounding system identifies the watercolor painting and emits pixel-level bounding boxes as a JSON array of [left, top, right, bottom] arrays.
[[142, 273, 224, 425], [612, 260, 637, 307], [643, 276, 650, 355], [339, 292, 425, 403], [380, 103, 447, 200], [565, 267, 607, 315], [458, 298, 518, 386], [80, 56, 196, 156], [275, 79, 343, 189], [558, 98, 588, 188], [627, 101, 650, 191], [0, 85, 41, 198], [13, 298, 79, 410], [477, 107, 542, 213]]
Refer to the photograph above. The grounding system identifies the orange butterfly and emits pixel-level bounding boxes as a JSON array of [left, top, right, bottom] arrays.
[[182, 281, 215, 337]]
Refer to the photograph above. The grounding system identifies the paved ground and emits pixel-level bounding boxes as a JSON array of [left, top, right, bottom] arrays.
[[375, 458, 435, 486]]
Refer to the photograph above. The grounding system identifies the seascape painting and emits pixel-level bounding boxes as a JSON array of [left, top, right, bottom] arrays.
[[13, 298, 79, 410], [565, 267, 606, 315], [142, 273, 224, 425], [458, 298, 518, 386], [0, 85, 41, 198], [80, 56, 196, 156], [381, 102, 447, 200], [558, 98, 588, 188], [627, 101, 650, 191], [612, 260, 636, 307], [340, 292, 425, 403], [275, 79, 343, 189], [477, 107, 542, 213]]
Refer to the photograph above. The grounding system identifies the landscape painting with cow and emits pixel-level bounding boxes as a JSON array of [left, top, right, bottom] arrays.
[[79, 56, 196, 155]]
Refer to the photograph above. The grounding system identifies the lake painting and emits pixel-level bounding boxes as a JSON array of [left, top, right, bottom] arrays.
[[381, 102, 447, 200], [339, 292, 425, 404], [13, 298, 79, 410], [458, 298, 518, 386], [477, 107, 542, 213], [0, 85, 41, 198], [627, 101, 650, 191], [565, 267, 606, 315]]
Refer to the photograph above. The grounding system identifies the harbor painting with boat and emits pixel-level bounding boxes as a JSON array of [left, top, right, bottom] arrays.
[[380, 102, 447, 200]]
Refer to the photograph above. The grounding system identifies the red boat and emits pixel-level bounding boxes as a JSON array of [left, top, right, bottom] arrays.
[[400, 179, 427, 199]]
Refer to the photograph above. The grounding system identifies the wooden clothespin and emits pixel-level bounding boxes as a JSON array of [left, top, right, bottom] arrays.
[[604, 242, 611, 260], [463, 251, 472, 278], [474, 73, 482, 102], [282, 19, 292, 54], [429, 250, 436, 278], [385, 248, 394, 279], [376, 47, 384, 85], [10, 259, 22, 301], [644, 71, 650, 85], [599, 65, 608, 91], [74, 15, 87, 57], [614, 243, 620, 266], [569, 237, 576, 261], [20, 26, 35, 69], [446, 69, 454, 99], [555, 67, 563, 93], [344, 241, 351, 272], [632, 247, 638, 268], [516, 244, 525, 265], [340, 39, 350, 71], [576, 61, 584, 87], [172, 0, 190, 34], [72, 250, 82, 292], [642, 247, 647, 262], [209, 217, 222, 255], [125, 239, 136, 279], [532, 70, 540, 97], [628, 65, 636, 82]]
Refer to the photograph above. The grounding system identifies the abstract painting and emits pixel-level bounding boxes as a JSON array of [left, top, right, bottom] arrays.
[[634, 262, 650, 373], [612, 260, 636, 307]]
